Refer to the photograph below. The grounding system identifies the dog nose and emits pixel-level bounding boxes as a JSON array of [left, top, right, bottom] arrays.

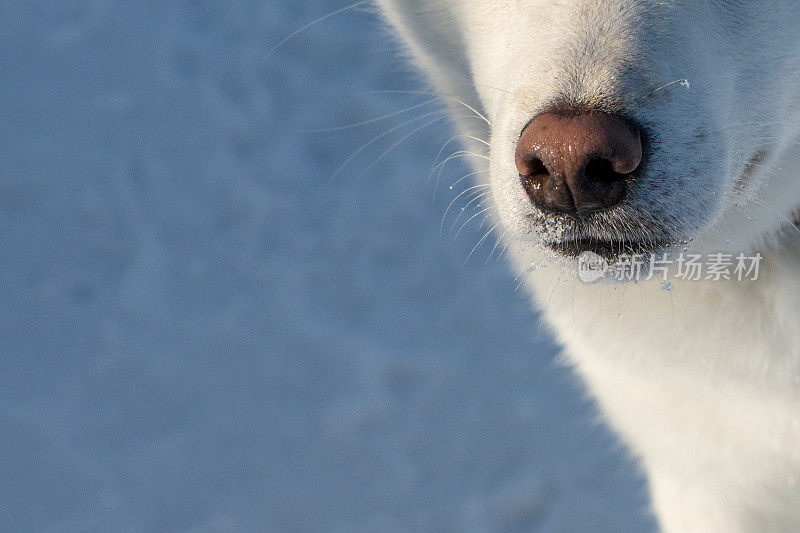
[[515, 112, 642, 217]]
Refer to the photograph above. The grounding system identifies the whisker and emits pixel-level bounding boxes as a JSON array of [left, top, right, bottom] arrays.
[[429, 150, 489, 199], [449, 191, 490, 232], [356, 116, 448, 179], [448, 169, 490, 190], [441, 183, 490, 232], [428, 150, 484, 183], [465, 224, 498, 264], [747, 197, 800, 237], [651, 78, 691, 94], [430, 150, 490, 176], [458, 82, 515, 96], [454, 206, 492, 239], [486, 228, 509, 263], [432, 133, 490, 170], [301, 97, 438, 132], [329, 108, 446, 183], [356, 90, 492, 125], [266, 0, 372, 59], [729, 159, 800, 237]]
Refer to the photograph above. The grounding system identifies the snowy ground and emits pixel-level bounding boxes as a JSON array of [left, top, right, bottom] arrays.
[[0, 1, 655, 531]]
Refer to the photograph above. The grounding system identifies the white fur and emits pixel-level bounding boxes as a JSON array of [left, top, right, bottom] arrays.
[[375, 0, 800, 530]]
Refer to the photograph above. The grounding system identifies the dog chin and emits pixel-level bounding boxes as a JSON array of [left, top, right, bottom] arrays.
[[544, 237, 672, 262]]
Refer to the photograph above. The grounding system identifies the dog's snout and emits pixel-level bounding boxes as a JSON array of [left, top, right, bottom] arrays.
[[516, 112, 642, 217]]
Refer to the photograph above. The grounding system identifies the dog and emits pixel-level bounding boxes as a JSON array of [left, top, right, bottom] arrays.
[[375, 1, 800, 531]]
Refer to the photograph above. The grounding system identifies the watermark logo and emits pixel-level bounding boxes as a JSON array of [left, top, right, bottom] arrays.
[[578, 252, 763, 283], [577, 251, 609, 283]]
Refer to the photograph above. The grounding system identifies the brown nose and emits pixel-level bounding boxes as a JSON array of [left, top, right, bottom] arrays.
[[515, 112, 642, 217]]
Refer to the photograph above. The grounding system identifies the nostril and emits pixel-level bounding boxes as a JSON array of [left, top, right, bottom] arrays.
[[518, 157, 548, 178], [584, 157, 627, 184]]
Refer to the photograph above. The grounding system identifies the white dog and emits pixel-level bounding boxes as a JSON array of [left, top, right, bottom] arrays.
[[375, 1, 800, 531]]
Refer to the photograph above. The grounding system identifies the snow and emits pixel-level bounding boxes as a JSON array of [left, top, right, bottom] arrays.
[[0, 1, 655, 531]]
